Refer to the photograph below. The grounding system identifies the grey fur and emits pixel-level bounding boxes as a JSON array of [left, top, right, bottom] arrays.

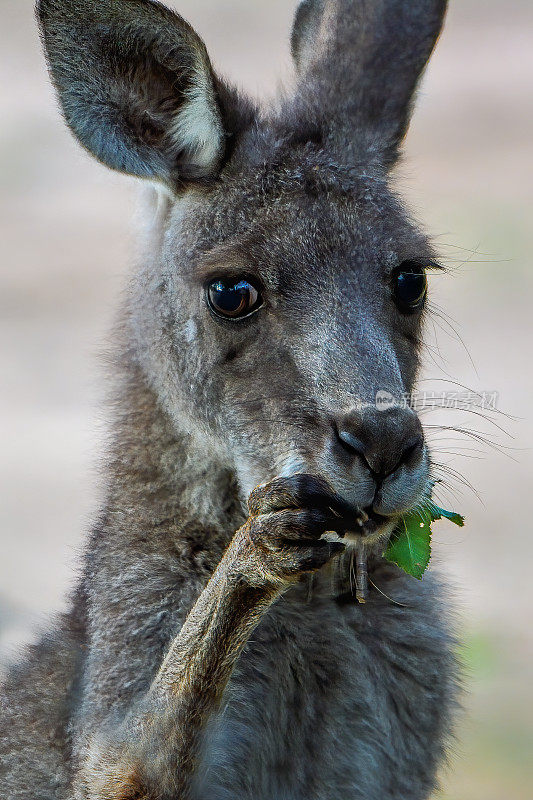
[[1, 2, 459, 799]]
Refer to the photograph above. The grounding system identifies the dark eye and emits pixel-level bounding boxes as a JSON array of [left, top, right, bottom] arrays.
[[393, 262, 428, 313], [206, 278, 263, 320]]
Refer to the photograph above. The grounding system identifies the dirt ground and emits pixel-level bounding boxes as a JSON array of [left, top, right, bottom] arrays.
[[1, 2, 532, 798]]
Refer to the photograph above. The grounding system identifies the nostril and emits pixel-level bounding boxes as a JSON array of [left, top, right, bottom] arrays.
[[337, 429, 367, 458], [382, 435, 424, 478], [401, 435, 424, 468]]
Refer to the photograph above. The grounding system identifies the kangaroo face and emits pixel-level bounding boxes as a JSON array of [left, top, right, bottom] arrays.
[[137, 151, 432, 538], [39, 0, 448, 538]]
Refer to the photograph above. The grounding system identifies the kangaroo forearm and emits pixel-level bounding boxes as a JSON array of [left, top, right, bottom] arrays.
[[79, 528, 282, 799], [140, 582, 278, 797], [152, 528, 281, 700]]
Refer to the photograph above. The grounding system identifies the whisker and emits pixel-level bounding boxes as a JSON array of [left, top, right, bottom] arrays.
[[420, 406, 513, 438], [427, 302, 480, 379], [429, 464, 481, 503], [424, 424, 516, 457], [368, 577, 409, 608], [416, 378, 517, 421]]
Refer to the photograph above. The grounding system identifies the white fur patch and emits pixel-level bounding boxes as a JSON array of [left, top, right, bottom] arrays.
[[276, 452, 308, 478], [169, 58, 224, 174], [184, 318, 197, 343]]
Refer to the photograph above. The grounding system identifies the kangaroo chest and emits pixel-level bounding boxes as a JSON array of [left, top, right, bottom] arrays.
[[194, 587, 447, 800]]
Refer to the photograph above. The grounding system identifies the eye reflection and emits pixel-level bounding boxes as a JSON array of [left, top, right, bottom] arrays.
[[207, 278, 263, 320], [393, 262, 428, 313]]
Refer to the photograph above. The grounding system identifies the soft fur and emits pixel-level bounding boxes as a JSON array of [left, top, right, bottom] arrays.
[[1, 2, 459, 799]]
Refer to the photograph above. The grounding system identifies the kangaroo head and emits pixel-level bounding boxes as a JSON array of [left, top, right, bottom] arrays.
[[39, 0, 448, 541]]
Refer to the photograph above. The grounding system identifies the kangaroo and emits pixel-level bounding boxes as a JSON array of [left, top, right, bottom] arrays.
[[1, 1, 459, 798]]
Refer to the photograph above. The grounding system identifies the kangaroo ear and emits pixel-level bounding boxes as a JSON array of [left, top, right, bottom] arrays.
[[291, 0, 326, 73], [289, 0, 448, 167], [37, 0, 246, 189]]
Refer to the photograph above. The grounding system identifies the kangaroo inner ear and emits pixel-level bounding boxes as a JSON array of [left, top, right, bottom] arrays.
[[38, 0, 227, 189], [291, 0, 327, 73]]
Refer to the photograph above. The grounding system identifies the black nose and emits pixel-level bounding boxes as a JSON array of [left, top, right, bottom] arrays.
[[336, 405, 424, 479]]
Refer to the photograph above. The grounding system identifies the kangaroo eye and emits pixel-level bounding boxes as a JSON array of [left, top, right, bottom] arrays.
[[206, 278, 263, 320], [393, 262, 428, 313]]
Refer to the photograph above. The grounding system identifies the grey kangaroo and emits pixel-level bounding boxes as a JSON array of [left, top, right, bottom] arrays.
[[1, 1, 459, 798]]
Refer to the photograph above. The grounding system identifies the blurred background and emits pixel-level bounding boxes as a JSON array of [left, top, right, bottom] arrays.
[[1, 1, 531, 797]]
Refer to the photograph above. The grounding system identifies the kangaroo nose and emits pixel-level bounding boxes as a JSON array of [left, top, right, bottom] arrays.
[[336, 405, 424, 479]]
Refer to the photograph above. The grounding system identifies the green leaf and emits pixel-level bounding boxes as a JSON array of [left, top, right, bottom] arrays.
[[383, 501, 465, 579], [384, 513, 432, 579], [427, 502, 465, 527]]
